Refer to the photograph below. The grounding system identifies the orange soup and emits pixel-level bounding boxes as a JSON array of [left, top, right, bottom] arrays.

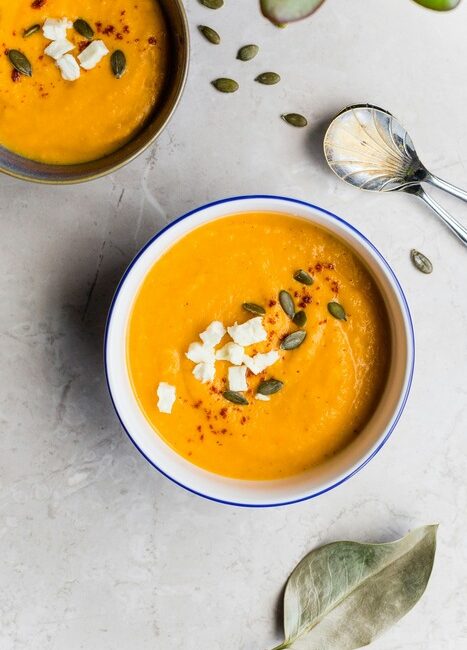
[[127, 212, 391, 480], [0, 0, 169, 164]]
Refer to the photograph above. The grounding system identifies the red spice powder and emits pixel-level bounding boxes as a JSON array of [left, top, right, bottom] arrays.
[[148, 36, 157, 44], [95, 21, 103, 33], [31, 0, 46, 8], [315, 263, 323, 272], [78, 41, 90, 53], [196, 425, 202, 432], [219, 408, 227, 419], [123, 25, 130, 34], [268, 299, 277, 307], [193, 400, 202, 409], [103, 25, 115, 35], [240, 416, 247, 425], [116, 33, 123, 40], [11, 69, 21, 83]]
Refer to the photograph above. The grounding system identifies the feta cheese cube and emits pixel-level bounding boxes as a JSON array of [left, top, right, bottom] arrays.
[[255, 394, 270, 401], [193, 362, 216, 384], [215, 342, 245, 365], [157, 382, 176, 414], [56, 54, 80, 81], [44, 38, 75, 60], [227, 317, 267, 347], [243, 350, 280, 375], [200, 321, 226, 346], [228, 365, 248, 392], [43, 18, 73, 41], [186, 342, 215, 364], [78, 40, 109, 70]]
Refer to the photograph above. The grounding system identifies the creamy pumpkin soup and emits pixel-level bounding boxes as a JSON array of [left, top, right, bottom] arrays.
[[128, 212, 391, 480], [0, 0, 169, 164]]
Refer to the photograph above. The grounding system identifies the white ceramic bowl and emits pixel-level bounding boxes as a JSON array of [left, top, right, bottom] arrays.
[[105, 195, 414, 507]]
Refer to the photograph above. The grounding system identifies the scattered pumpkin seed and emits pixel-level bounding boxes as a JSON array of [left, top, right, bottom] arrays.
[[293, 269, 313, 285], [328, 302, 347, 321], [73, 18, 94, 39], [212, 78, 239, 93], [198, 25, 220, 44], [199, 0, 224, 8], [23, 24, 40, 38], [282, 113, 308, 128], [280, 330, 307, 350], [111, 50, 126, 79], [257, 379, 284, 396], [8, 50, 32, 77], [255, 71, 281, 85], [292, 310, 307, 327], [237, 44, 259, 61], [242, 302, 266, 316], [410, 249, 433, 274], [279, 290, 295, 319], [223, 391, 249, 405]]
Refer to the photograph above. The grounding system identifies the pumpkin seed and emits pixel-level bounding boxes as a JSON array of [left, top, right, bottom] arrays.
[[237, 44, 259, 61], [242, 302, 266, 316], [255, 71, 281, 85], [293, 310, 307, 327], [111, 50, 126, 79], [282, 113, 308, 128], [23, 24, 40, 38], [279, 290, 295, 318], [198, 25, 220, 44], [223, 391, 249, 405], [328, 301, 347, 321], [411, 249, 433, 274], [199, 0, 224, 8], [73, 18, 94, 39], [281, 330, 307, 350], [257, 379, 284, 396], [8, 50, 32, 77], [212, 78, 239, 93], [293, 269, 313, 285]]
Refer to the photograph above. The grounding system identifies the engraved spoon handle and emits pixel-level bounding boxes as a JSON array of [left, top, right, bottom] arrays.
[[427, 173, 467, 204], [411, 186, 467, 246]]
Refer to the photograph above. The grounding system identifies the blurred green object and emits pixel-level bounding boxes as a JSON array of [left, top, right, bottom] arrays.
[[413, 0, 460, 8]]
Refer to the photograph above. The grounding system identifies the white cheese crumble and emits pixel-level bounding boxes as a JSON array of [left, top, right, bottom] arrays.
[[255, 394, 271, 402], [228, 365, 248, 392], [215, 342, 245, 366], [78, 40, 110, 70], [45, 38, 75, 60], [157, 382, 176, 414], [185, 342, 215, 364], [43, 18, 72, 41], [193, 362, 216, 384], [243, 350, 280, 375], [227, 317, 267, 347], [56, 54, 80, 81], [200, 321, 226, 347]]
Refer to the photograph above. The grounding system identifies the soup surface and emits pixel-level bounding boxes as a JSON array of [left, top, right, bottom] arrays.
[[0, 0, 169, 164], [128, 212, 391, 480]]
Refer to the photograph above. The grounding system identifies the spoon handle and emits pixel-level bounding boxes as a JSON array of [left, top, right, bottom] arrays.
[[427, 174, 467, 204], [413, 186, 467, 247]]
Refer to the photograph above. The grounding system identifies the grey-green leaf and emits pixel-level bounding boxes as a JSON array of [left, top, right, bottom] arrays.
[[411, 249, 433, 274], [23, 24, 40, 38], [257, 379, 283, 395], [292, 310, 307, 327], [328, 301, 346, 321], [223, 391, 249, 405], [111, 50, 126, 79], [199, 0, 224, 8], [243, 302, 266, 316], [272, 525, 437, 650], [212, 78, 239, 93], [237, 44, 259, 61], [293, 269, 313, 285], [280, 330, 306, 350], [255, 71, 281, 85], [282, 113, 308, 128], [279, 290, 295, 318], [198, 25, 220, 44], [73, 18, 94, 39], [8, 50, 32, 76]]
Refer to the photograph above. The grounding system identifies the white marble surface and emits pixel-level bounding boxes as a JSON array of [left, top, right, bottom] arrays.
[[1, 0, 466, 648]]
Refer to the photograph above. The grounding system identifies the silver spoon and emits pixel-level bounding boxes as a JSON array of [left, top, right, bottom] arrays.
[[323, 104, 467, 246]]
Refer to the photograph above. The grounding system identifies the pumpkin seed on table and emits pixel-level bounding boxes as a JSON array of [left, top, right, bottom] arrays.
[[257, 378, 284, 396], [411, 249, 433, 274], [199, 0, 224, 8], [111, 50, 127, 79], [223, 391, 249, 405], [255, 71, 281, 85], [282, 113, 308, 128], [293, 269, 313, 285], [279, 290, 295, 319], [328, 301, 347, 321], [23, 24, 40, 38], [8, 50, 32, 77], [73, 18, 94, 39], [243, 302, 266, 316], [198, 25, 220, 44], [293, 310, 307, 327], [237, 44, 259, 61], [281, 330, 307, 350], [212, 78, 239, 93]]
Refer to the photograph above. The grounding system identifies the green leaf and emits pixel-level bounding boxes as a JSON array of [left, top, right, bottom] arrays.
[[261, 0, 325, 24], [272, 525, 437, 650], [412, 0, 460, 9]]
